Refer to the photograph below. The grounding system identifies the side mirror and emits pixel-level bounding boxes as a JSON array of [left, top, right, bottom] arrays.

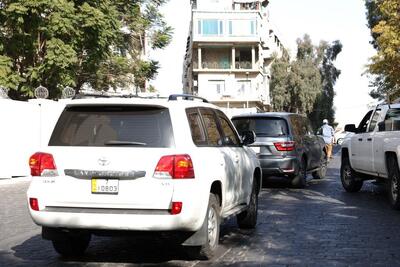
[[378, 121, 385, 132], [241, 131, 256, 146], [344, 124, 357, 133]]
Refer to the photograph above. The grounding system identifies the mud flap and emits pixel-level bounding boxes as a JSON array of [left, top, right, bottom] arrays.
[[182, 215, 207, 246]]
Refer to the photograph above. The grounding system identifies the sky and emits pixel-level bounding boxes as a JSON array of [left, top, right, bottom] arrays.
[[150, 0, 377, 128]]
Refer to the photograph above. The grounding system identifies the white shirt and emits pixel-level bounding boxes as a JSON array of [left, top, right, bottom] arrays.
[[321, 124, 334, 144]]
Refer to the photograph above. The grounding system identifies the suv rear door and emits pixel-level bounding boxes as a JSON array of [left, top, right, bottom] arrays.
[[46, 104, 176, 210], [198, 108, 241, 209], [215, 110, 250, 204], [302, 117, 322, 169]]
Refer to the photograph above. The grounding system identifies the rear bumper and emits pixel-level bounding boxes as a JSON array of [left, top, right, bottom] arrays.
[[29, 209, 203, 232], [259, 155, 298, 176], [27, 177, 209, 233]]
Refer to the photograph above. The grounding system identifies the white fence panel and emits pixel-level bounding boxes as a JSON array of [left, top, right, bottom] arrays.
[[0, 99, 65, 178]]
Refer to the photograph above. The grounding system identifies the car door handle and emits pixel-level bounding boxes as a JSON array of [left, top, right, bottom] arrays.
[[358, 138, 363, 141], [367, 138, 372, 141]]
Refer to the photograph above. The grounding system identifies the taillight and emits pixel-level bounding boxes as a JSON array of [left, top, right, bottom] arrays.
[[170, 202, 182, 215], [29, 152, 58, 177], [153, 154, 195, 179], [29, 198, 39, 211], [274, 141, 295, 151]]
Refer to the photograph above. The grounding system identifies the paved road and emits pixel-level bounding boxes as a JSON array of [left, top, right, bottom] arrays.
[[2, 152, 400, 266]]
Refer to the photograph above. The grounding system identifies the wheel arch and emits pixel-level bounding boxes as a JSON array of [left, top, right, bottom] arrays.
[[385, 151, 398, 174], [253, 167, 262, 195], [210, 181, 222, 207]]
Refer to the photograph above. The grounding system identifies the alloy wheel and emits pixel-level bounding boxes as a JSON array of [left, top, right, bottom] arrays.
[[208, 206, 218, 247], [391, 174, 399, 202]]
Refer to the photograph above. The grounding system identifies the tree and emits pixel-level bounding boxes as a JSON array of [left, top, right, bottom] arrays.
[[270, 35, 322, 114], [365, 0, 400, 100], [308, 40, 343, 130], [0, 0, 172, 100], [270, 35, 342, 129]]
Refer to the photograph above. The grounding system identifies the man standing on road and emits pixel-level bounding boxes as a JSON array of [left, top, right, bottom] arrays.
[[321, 119, 335, 160]]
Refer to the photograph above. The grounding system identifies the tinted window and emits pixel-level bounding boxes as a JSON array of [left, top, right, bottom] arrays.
[[288, 116, 300, 136], [216, 111, 240, 146], [383, 108, 400, 131], [186, 108, 207, 146], [49, 105, 174, 147], [304, 117, 314, 135], [201, 109, 222, 146], [368, 109, 381, 132], [233, 117, 288, 137], [358, 110, 373, 133]]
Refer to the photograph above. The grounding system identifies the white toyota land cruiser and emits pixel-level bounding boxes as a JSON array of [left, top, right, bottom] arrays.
[[27, 94, 261, 259]]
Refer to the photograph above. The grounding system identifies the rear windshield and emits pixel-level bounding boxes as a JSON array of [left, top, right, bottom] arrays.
[[49, 105, 174, 147], [232, 117, 288, 137]]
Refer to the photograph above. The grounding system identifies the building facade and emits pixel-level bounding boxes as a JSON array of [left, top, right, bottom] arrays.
[[183, 0, 287, 116]]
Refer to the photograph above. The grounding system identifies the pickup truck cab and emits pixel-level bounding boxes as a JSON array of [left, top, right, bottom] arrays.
[[340, 103, 400, 209]]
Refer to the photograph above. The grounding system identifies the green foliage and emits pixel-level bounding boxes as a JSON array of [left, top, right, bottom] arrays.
[[365, 0, 400, 100], [309, 40, 343, 130], [0, 0, 172, 99], [270, 35, 342, 129], [271, 35, 322, 114]]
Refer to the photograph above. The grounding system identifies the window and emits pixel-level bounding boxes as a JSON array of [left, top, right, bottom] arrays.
[[383, 108, 400, 131], [216, 111, 240, 146], [357, 110, 373, 133], [228, 20, 256, 36], [233, 117, 288, 137], [209, 80, 227, 96], [186, 108, 207, 146], [49, 105, 174, 147], [200, 109, 222, 146], [368, 109, 381, 132], [289, 115, 307, 136], [201, 19, 223, 35], [236, 80, 251, 96]]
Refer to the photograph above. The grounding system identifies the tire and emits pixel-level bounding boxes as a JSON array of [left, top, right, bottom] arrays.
[[52, 232, 91, 257], [186, 194, 220, 260], [291, 157, 307, 188], [237, 180, 258, 229], [387, 156, 400, 210], [312, 152, 327, 179], [340, 156, 363, 192]]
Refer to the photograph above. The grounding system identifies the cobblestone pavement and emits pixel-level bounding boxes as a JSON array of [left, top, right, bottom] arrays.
[[2, 151, 400, 266]]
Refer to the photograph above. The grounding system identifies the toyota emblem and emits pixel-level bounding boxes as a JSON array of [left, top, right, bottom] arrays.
[[98, 157, 110, 166]]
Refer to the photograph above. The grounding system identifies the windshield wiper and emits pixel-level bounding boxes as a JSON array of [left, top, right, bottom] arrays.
[[104, 140, 147, 146]]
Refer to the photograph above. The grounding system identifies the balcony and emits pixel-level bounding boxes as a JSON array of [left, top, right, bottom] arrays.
[[192, 10, 261, 43], [192, 46, 261, 73]]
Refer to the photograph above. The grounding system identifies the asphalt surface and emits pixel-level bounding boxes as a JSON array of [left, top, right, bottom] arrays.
[[1, 149, 400, 266]]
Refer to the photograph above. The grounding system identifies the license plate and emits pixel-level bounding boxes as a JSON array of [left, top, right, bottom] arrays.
[[91, 178, 119, 194]]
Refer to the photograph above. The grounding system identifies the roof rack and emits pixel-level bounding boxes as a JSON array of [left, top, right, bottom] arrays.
[[168, 94, 208, 103], [72, 92, 166, 100]]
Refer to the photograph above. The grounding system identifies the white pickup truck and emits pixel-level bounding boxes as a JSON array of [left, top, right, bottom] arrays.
[[340, 103, 400, 209]]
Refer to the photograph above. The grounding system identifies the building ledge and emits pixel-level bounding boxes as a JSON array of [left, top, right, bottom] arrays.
[[193, 68, 262, 74]]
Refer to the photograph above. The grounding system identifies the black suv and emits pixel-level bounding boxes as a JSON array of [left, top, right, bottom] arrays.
[[232, 112, 327, 188]]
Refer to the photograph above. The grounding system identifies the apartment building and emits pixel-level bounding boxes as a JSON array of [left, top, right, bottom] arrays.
[[183, 0, 287, 115]]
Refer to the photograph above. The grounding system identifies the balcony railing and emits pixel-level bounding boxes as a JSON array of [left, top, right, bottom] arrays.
[[193, 61, 254, 70]]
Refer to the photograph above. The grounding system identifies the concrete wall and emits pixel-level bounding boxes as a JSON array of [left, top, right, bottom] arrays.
[[0, 99, 65, 178]]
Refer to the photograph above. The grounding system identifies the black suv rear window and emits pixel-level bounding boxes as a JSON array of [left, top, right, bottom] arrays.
[[232, 117, 288, 137], [49, 105, 174, 147]]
